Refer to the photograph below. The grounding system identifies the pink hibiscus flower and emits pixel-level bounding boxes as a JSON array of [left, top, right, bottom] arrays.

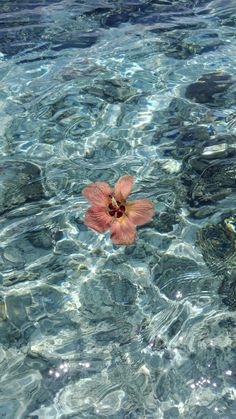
[[82, 175, 154, 245]]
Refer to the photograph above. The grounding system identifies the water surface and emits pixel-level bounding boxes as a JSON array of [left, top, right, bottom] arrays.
[[0, 0, 236, 418]]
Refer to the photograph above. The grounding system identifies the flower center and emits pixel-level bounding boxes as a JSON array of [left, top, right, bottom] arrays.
[[108, 201, 126, 218]]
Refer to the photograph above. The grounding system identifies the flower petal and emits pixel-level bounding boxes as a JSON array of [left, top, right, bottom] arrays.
[[126, 199, 154, 225], [110, 216, 136, 245], [84, 206, 111, 233], [82, 182, 112, 206], [114, 175, 133, 201]]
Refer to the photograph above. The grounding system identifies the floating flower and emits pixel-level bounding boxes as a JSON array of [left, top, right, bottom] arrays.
[[82, 175, 154, 245]]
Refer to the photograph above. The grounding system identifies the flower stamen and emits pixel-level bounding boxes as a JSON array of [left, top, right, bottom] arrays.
[[111, 196, 119, 209], [108, 198, 126, 218]]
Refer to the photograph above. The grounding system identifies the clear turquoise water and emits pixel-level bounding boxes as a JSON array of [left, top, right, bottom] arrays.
[[0, 1, 236, 418]]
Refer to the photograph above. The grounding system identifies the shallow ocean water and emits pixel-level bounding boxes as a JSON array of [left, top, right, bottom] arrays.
[[0, 0, 236, 418]]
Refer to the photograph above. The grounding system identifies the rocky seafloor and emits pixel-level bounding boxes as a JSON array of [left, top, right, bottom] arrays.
[[0, 0, 236, 418]]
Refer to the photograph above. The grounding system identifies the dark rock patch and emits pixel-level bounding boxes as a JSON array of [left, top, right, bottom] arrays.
[[185, 72, 234, 106], [27, 229, 54, 250], [81, 78, 138, 104], [197, 215, 236, 309], [163, 31, 223, 60], [197, 221, 235, 262], [175, 125, 211, 158], [0, 161, 45, 215], [152, 212, 178, 233], [182, 155, 236, 208], [219, 278, 236, 310], [51, 31, 99, 51], [103, 11, 131, 28]]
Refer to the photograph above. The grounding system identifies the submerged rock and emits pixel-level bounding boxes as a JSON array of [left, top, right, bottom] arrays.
[[0, 161, 44, 215], [181, 133, 236, 215], [185, 72, 234, 106], [189, 205, 217, 219], [197, 221, 235, 261], [200, 134, 236, 159], [82, 78, 138, 103], [197, 215, 236, 309], [79, 270, 137, 320], [163, 31, 223, 60], [182, 155, 236, 208], [27, 228, 53, 250], [0, 4, 45, 57], [152, 99, 211, 151], [219, 275, 236, 310], [175, 125, 211, 157], [152, 212, 178, 233], [103, 273, 137, 306], [153, 254, 211, 301], [51, 31, 99, 51], [0, 347, 43, 418]]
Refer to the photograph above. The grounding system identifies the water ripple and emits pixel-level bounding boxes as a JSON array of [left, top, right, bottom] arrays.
[[1, 0, 236, 418]]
